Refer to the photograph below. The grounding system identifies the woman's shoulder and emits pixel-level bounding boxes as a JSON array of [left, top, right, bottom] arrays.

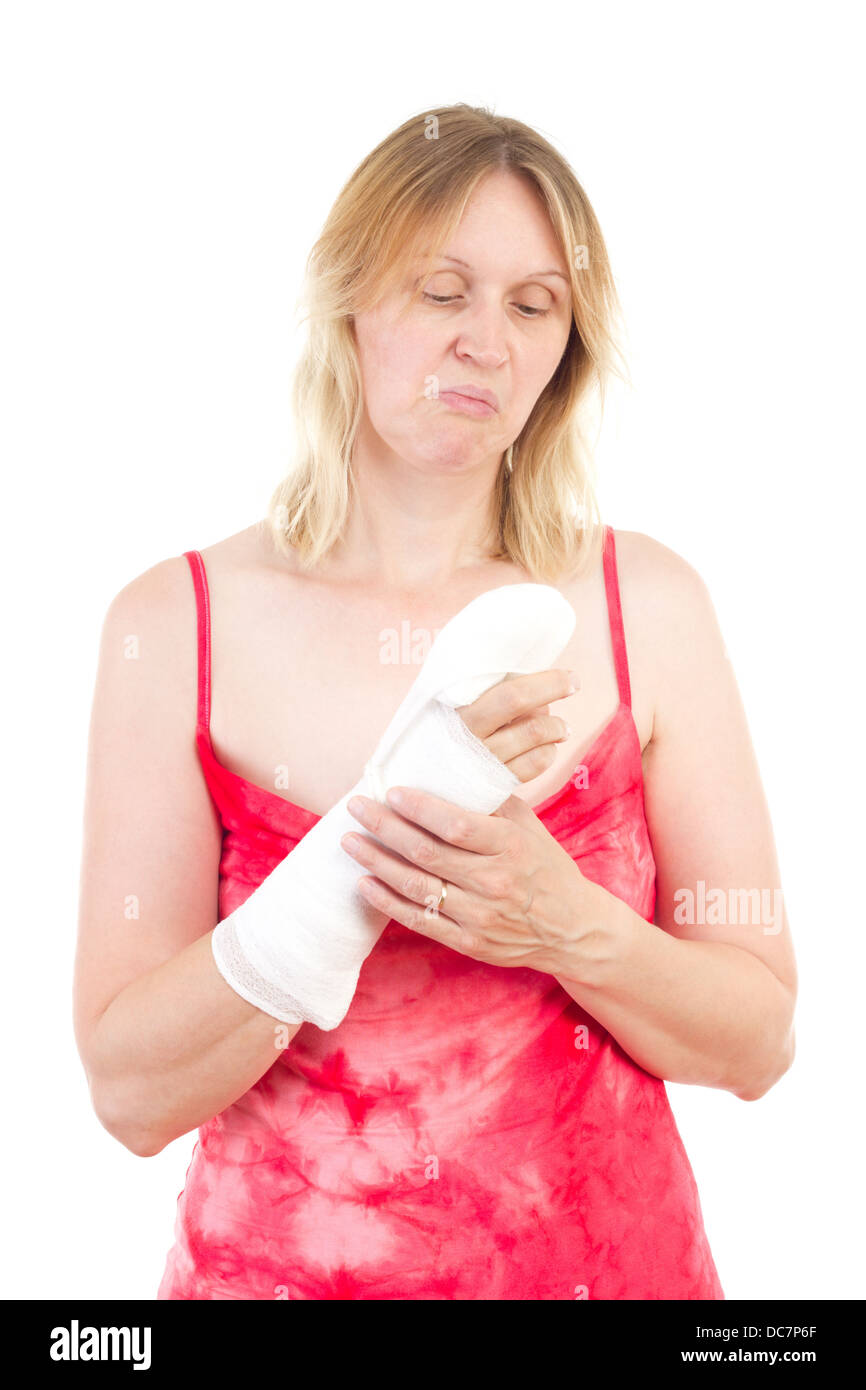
[[197, 519, 283, 578], [609, 526, 716, 629], [609, 527, 728, 733], [95, 523, 273, 679], [108, 522, 272, 606], [558, 524, 715, 633]]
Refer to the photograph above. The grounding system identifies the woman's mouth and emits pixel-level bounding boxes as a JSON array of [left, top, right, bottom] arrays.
[[438, 391, 498, 419]]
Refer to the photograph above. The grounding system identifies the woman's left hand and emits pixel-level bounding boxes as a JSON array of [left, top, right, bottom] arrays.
[[341, 784, 598, 975]]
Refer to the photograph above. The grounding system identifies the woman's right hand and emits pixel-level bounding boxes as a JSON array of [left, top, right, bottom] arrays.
[[456, 669, 579, 785]]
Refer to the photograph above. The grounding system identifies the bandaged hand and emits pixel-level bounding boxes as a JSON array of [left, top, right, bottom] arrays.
[[210, 582, 576, 1032]]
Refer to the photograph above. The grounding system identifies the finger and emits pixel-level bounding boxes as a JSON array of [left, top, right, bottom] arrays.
[[492, 791, 547, 830], [458, 668, 578, 741], [378, 783, 510, 858], [485, 710, 572, 772], [500, 740, 560, 785], [354, 872, 474, 953], [342, 827, 474, 922], [342, 793, 491, 896]]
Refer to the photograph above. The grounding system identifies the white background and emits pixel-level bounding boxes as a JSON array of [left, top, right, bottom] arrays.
[[1, 0, 863, 1300]]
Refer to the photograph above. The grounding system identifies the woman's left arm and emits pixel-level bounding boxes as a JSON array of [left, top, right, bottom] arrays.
[[552, 536, 798, 1101]]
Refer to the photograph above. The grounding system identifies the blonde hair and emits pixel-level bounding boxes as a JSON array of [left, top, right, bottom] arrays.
[[267, 102, 629, 583]]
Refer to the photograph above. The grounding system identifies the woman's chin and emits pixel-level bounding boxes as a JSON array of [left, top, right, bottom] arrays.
[[412, 435, 501, 473]]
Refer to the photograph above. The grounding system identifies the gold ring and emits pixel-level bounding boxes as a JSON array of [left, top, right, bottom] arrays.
[[435, 880, 448, 911]]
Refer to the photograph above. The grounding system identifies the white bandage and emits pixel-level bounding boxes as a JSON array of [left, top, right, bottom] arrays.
[[210, 582, 575, 1031]]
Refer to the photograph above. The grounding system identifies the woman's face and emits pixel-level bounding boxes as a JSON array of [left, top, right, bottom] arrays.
[[352, 169, 574, 473]]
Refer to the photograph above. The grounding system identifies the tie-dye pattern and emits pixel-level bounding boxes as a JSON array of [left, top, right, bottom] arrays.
[[157, 533, 724, 1300]]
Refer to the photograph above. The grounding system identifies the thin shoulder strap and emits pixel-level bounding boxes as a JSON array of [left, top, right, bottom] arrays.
[[601, 525, 632, 709], [182, 550, 212, 738]]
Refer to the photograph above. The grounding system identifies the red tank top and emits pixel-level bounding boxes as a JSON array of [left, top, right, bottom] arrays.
[[157, 526, 724, 1300]]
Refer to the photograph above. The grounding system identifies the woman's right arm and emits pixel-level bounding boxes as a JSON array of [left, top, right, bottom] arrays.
[[73, 558, 300, 1159]]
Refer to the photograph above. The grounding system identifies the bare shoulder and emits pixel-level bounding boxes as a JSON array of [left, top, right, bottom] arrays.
[[607, 529, 727, 742], [103, 522, 268, 634], [610, 527, 722, 659], [93, 524, 267, 740], [198, 518, 280, 576], [611, 528, 715, 619], [90, 555, 199, 776], [99, 554, 193, 678], [104, 551, 192, 627]]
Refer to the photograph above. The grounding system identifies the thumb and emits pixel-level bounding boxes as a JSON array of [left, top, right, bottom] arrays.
[[492, 792, 541, 827]]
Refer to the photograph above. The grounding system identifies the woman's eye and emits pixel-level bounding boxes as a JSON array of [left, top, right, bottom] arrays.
[[421, 291, 549, 318]]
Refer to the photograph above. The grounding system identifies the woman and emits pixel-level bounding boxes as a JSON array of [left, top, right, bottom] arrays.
[[73, 104, 797, 1300]]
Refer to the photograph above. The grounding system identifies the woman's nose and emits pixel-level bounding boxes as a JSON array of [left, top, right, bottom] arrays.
[[453, 301, 510, 367]]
